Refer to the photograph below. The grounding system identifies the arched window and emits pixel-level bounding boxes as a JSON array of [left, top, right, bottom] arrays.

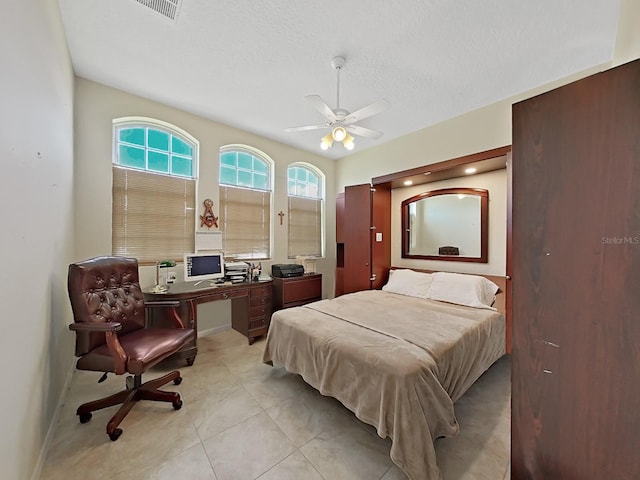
[[287, 163, 324, 258], [112, 117, 198, 263], [219, 146, 273, 259]]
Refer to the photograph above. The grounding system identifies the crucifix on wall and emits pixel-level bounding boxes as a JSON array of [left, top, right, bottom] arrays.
[[278, 211, 285, 225]]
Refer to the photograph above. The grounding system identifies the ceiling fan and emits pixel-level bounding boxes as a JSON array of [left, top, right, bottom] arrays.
[[285, 56, 390, 150]]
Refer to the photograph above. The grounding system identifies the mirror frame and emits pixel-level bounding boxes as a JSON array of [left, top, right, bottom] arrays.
[[401, 187, 488, 263]]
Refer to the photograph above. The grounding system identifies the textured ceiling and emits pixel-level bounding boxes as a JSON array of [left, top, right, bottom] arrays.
[[57, 0, 621, 160]]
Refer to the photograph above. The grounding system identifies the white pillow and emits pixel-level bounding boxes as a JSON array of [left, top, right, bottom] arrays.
[[382, 269, 433, 299], [429, 272, 499, 310]]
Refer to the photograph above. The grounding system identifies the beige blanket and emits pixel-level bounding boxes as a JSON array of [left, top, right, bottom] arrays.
[[262, 290, 505, 480]]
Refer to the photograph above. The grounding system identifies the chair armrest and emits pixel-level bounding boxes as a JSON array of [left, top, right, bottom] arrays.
[[69, 322, 122, 333], [68, 322, 127, 374], [105, 331, 127, 374]]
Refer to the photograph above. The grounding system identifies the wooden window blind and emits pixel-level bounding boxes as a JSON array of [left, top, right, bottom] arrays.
[[112, 166, 195, 264], [288, 196, 322, 257], [219, 185, 271, 259]]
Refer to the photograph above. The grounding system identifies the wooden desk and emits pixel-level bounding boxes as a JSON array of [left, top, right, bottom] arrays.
[[144, 280, 273, 362]]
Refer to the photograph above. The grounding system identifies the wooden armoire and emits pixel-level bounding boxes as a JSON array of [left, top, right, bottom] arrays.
[[335, 183, 390, 296], [511, 59, 640, 479]]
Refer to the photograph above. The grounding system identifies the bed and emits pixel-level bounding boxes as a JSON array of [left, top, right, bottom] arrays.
[[262, 269, 507, 480]]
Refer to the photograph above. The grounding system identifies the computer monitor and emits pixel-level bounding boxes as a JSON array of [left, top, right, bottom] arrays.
[[184, 252, 225, 283]]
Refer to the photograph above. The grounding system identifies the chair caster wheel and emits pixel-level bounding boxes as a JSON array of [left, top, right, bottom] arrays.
[[186, 356, 195, 366], [109, 428, 123, 441], [173, 376, 182, 385], [173, 400, 183, 410], [79, 412, 92, 424]]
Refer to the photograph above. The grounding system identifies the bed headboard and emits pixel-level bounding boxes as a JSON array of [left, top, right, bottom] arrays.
[[388, 267, 507, 316]]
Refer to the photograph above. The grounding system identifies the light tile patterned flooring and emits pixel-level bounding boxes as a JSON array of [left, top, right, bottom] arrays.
[[41, 329, 511, 480]]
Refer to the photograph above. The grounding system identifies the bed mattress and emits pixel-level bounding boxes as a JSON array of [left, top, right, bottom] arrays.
[[262, 289, 505, 480]]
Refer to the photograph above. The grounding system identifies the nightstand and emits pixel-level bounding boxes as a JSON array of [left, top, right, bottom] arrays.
[[272, 273, 322, 310]]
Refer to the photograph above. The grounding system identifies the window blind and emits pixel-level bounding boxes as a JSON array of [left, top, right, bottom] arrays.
[[112, 166, 195, 264], [288, 196, 322, 257], [219, 185, 271, 259]]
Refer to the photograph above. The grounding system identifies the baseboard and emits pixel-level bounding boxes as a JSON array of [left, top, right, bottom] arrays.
[[30, 361, 76, 480], [198, 323, 231, 337]]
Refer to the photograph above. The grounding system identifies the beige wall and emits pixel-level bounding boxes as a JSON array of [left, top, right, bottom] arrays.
[[0, 1, 75, 479], [613, 0, 640, 66], [74, 78, 337, 331]]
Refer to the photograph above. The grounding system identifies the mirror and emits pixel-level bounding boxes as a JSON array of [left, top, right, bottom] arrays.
[[401, 187, 488, 262]]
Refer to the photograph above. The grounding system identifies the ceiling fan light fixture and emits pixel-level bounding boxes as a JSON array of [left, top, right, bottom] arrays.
[[343, 133, 355, 150], [286, 56, 389, 153], [320, 132, 333, 150], [332, 126, 347, 142]]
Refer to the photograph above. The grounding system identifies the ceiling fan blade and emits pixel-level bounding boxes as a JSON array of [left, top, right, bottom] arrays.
[[284, 124, 328, 133], [305, 95, 336, 122], [344, 99, 390, 124], [346, 124, 384, 140]]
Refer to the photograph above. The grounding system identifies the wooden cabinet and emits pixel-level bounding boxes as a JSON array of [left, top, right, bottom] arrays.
[[335, 184, 390, 296], [344, 184, 373, 294], [232, 282, 272, 344], [335, 192, 345, 296], [273, 273, 322, 310], [511, 59, 640, 479], [370, 184, 391, 290]]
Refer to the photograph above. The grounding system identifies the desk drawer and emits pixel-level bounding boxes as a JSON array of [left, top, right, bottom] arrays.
[[249, 304, 271, 318], [204, 289, 246, 302], [250, 293, 271, 307], [250, 284, 272, 298], [249, 315, 270, 329]]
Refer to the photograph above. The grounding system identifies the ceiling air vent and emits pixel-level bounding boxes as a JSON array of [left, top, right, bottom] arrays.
[[135, 0, 182, 21]]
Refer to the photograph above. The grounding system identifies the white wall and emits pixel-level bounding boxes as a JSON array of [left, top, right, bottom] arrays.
[[0, 1, 75, 479], [74, 78, 337, 331]]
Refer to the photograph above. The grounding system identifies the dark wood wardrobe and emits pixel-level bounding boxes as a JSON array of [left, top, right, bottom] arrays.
[[511, 59, 640, 479], [335, 183, 390, 296]]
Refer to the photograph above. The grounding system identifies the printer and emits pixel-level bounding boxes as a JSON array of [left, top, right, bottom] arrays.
[[271, 264, 304, 278]]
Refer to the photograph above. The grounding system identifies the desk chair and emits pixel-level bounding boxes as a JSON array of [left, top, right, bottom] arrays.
[[67, 256, 195, 441]]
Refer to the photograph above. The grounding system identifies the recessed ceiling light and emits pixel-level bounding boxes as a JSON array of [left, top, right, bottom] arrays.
[[404, 180, 413, 186], [465, 167, 477, 174]]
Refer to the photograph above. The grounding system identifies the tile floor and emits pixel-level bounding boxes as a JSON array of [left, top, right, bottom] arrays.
[[40, 329, 511, 480]]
